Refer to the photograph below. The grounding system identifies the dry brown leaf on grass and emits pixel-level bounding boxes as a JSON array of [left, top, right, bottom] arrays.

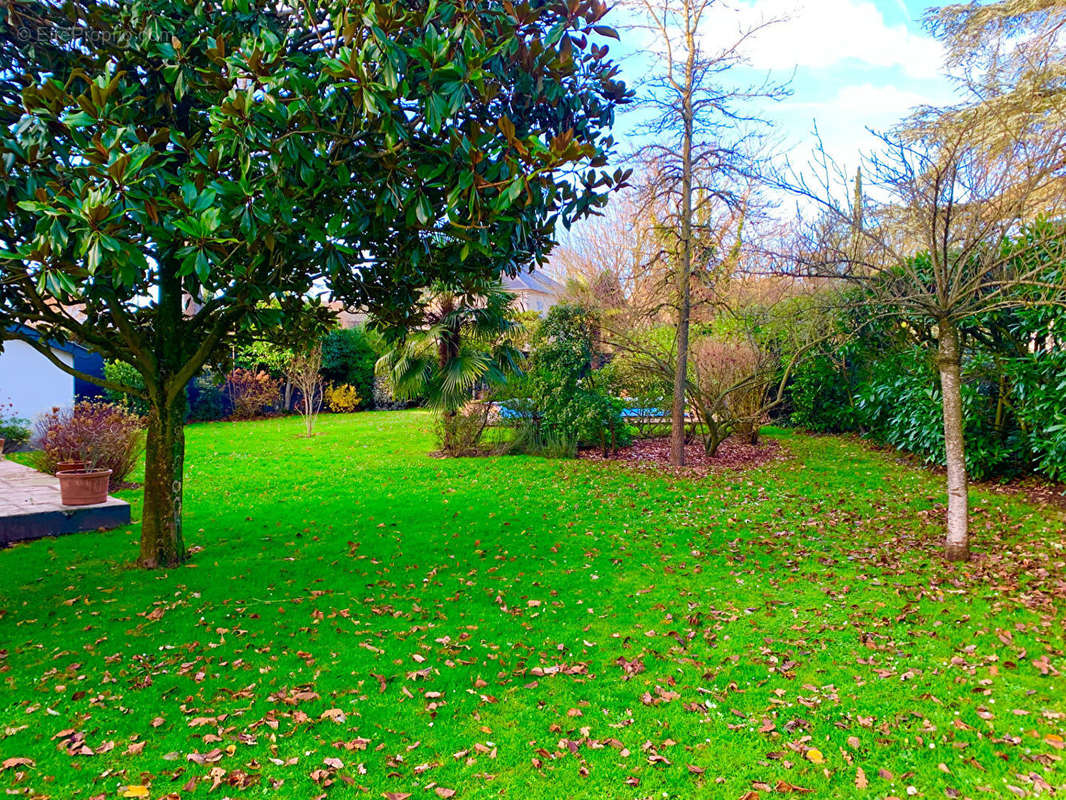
[[855, 767, 869, 788]]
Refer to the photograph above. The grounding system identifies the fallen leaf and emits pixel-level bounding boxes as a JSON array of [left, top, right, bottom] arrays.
[[855, 767, 868, 789]]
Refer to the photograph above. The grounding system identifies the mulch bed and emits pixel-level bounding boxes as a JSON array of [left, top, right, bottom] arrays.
[[579, 435, 783, 475]]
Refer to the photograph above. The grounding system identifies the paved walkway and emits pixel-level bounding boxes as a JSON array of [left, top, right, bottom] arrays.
[[0, 458, 130, 545]]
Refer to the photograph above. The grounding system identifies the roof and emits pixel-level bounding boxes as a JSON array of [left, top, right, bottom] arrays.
[[503, 271, 564, 296], [3, 323, 90, 356]]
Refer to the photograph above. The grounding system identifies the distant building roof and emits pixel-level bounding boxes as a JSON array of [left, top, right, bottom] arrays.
[[503, 271, 564, 296]]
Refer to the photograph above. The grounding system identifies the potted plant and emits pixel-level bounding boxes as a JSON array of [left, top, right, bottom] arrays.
[[56, 441, 111, 506], [35, 405, 86, 473], [57, 463, 112, 506], [37, 402, 144, 493]]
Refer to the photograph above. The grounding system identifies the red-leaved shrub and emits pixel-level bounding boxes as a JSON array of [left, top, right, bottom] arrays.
[[35, 402, 145, 487], [226, 369, 280, 420]]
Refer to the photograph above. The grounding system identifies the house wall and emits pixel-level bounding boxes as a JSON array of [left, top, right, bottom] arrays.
[[514, 290, 557, 314], [0, 340, 75, 423]]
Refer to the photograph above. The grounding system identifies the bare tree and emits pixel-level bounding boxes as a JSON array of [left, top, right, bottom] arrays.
[[286, 345, 324, 438], [780, 114, 1066, 561], [562, 188, 827, 454], [625, 0, 787, 465]]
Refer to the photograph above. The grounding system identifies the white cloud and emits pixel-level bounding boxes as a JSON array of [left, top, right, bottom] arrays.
[[775, 83, 953, 184], [706, 0, 945, 80], [788, 83, 938, 117]]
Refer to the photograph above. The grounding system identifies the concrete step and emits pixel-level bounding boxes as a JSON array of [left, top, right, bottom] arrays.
[[0, 459, 131, 546]]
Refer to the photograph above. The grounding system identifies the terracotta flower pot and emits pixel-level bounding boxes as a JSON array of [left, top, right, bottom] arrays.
[[0, 437, 5, 457], [56, 460, 86, 473], [57, 469, 112, 506]]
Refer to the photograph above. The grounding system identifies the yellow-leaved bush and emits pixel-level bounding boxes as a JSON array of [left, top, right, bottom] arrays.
[[326, 384, 362, 413]]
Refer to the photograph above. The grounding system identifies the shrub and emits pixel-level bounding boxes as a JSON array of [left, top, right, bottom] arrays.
[[0, 402, 31, 453], [855, 348, 1027, 481], [102, 360, 151, 416], [226, 369, 280, 420], [503, 421, 579, 459], [321, 328, 377, 409], [325, 383, 362, 413], [788, 350, 861, 434], [1007, 349, 1066, 482], [187, 373, 229, 421], [34, 402, 144, 487], [500, 305, 632, 456], [688, 337, 772, 453], [436, 402, 495, 456]]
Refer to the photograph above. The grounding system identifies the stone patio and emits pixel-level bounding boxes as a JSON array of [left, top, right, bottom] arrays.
[[0, 458, 130, 546]]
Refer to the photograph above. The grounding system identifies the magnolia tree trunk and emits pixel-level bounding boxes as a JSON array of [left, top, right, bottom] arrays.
[[140, 394, 187, 568], [938, 321, 970, 562]]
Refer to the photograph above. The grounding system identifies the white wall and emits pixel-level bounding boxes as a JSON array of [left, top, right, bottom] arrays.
[[0, 340, 75, 423]]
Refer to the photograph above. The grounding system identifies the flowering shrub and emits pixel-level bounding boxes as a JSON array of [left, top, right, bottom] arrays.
[[35, 402, 144, 487], [225, 369, 280, 420], [325, 383, 362, 413]]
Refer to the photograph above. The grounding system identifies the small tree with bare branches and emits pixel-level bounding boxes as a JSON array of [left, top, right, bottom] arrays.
[[286, 345, 324, 438], [780, 114, 1066, 561], [561, 188, 826, 454], [625, 0, 787, 465]]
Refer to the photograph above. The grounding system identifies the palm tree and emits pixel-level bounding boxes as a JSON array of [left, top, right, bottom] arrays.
[[377, 279, 524, 453]]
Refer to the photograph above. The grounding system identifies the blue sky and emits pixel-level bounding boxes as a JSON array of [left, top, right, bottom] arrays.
[[608, 0, 962, 177]]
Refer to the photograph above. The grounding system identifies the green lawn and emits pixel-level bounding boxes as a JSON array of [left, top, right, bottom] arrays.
[[1, 411, 1063, 799]]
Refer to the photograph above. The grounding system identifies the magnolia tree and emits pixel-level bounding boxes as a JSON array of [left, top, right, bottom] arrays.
[[0, 0, 630, 567]]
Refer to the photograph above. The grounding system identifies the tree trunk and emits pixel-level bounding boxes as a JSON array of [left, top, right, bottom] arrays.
[[671, 73, 695, 467], [671, 284, 691, 466], [140, 392, 188, 568], [438, 320, 461, 454], [741, 420, 760, 445], [938, 320, 970, 562]]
